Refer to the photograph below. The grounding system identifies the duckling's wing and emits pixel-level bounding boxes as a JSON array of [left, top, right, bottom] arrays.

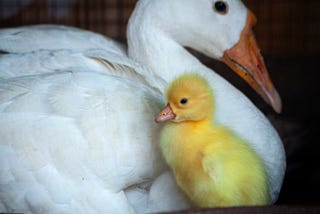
[[202, 152, 219, 182], [201, 135, 260, 184], [201, 133, 270, 205]]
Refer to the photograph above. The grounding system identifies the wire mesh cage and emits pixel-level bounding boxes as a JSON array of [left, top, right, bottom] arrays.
[[245, 0, 320, 54]]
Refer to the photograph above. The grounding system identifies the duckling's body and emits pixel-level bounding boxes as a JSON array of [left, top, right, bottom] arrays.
[[156, 73, 270, 207]]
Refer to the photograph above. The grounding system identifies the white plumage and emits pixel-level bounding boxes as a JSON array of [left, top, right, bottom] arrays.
[[0, 24, 125, 55], [0, 0, 286, 213]]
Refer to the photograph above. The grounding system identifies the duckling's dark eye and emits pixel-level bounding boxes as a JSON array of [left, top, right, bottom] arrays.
[[213, 1, 228, 15], [180, 98, 188, 105]]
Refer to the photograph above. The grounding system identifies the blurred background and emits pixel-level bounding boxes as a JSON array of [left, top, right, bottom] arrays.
[[0, 0, 319, 206]]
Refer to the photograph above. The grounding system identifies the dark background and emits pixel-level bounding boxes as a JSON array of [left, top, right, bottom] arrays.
[[1, 0, 319, 206]]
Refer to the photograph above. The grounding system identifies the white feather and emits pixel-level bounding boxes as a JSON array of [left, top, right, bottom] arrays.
[[0, 25, 125, 55], [0, 0, 286, 213]]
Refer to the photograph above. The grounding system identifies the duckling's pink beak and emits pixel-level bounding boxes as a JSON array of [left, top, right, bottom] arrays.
[[155, 104, 176, 123], [222, 11, 282, 113]]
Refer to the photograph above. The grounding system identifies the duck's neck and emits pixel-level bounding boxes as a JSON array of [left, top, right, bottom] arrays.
[[127, 1, 207, 83]]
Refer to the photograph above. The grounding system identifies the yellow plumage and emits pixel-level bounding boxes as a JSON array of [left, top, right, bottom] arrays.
[[156, 73, 270, 208]]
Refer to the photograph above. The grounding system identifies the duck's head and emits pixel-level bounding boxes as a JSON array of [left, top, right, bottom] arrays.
[[130, 0, 281, 113], [155, 73, 214, 123]]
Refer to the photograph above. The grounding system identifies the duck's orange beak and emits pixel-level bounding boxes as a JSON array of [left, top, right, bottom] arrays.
[[155, 104, 176, 123], [222, 12, 282, 113]]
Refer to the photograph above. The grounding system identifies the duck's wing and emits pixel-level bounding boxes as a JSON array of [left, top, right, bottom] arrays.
[[0, 49, 107, 79], [0, 48, 166, 93], [0, 70, 167, 213], [0, 24, 126, 55], [0, 111, 137, 213]]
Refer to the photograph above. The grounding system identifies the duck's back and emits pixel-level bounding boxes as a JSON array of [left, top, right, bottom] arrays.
[[0, 25, 126, 55]]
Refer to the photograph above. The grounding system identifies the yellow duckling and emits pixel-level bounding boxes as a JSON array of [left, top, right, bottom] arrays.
[[155, 73, 270, 208]]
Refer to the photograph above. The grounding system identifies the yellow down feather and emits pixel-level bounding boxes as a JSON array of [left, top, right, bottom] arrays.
[[157, 73, 270, 207]]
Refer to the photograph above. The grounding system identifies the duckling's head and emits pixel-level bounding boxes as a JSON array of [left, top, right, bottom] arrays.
[[156, 73, 214, 123]]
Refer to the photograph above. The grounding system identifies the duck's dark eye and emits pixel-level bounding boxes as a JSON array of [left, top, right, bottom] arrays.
[[213, 1, 228, 14], [180, 98, 188, 105]]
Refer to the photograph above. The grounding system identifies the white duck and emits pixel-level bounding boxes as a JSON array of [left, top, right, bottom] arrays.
[[0, 0, 286, 213]]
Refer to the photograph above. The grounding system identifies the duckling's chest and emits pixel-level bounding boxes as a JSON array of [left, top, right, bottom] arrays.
[[160, 122, 209, 178]]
